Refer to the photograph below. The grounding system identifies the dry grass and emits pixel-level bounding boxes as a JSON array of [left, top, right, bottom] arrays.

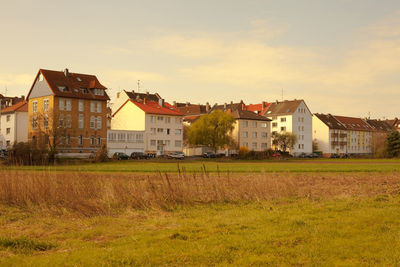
[[0, 170, 400, 216]]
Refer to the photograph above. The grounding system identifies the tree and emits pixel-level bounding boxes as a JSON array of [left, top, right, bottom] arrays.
[[187, 110, 236, 152], [272, 132, 297, 153], [386, 131, 400, 158]]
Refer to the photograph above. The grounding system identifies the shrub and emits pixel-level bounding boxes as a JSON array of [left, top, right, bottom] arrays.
[[92, 145, 109, 163], [7, 142, 50, 165]]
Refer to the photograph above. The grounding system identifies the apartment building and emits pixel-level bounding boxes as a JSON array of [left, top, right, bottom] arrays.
[[385, 118, 400, 132], [0, 101, 28, 149], [249, 100, 312, 155], [26, 68, 110, 156], [111, 91, 184, 155], [210, 101, 271, 152], [174, 102, 211, 125]]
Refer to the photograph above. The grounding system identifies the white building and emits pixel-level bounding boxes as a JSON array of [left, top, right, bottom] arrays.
[[0, 101, 28, 149], [111, 91, 184, 155], [249, 100, 313, 155], [107, 129, 144, 157]]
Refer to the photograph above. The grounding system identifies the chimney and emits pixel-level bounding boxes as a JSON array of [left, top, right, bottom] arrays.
[[64, 68, 69, 78], [206, 102, 210, 112], [159, 98, 165, 107], [230, 101, 233, 105], [117, 92, 120, 98], [173, 101, 176, 107], [146, 91, 149, 96], [143, 98, 147, 104], [186, 102, 190, 107], [262, 101, 266, 108], [136, 95, 140, 100], [241, 103, 245, 111], [21, 95, 25, 100], [224, 103, 227, 110], [276, 100, 278, 104]]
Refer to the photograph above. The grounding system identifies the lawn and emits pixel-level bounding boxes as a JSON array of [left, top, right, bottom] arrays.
[[3, 158, 400, 173], [1, 197, 400, 266]]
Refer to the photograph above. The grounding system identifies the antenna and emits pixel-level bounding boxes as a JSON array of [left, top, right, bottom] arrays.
[[4, 85, 7, 96], [368, 111, 371, 119], [137, 80, 141, 93]]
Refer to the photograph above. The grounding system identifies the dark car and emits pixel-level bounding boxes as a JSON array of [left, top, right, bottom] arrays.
[[203, 152, 216, 158], [0, 150, 8, 159], [130, 152, 149, 159], [113, 152, 130, 160], [330, 153, 340, 158]]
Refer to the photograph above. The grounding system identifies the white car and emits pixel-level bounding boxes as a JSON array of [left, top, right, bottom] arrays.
[[167, 152, 185, 159]]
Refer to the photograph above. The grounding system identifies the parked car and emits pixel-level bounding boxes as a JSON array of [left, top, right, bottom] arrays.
[[113, 152, 130, 160], [271, 152, 281, 158], [0, 150, 8, 159], [167, 152, 185, 159], [203, 152, 216, 158], [330, 153, 340, 158], [130, 152, 149, 159], [298, 152, 308, 158]]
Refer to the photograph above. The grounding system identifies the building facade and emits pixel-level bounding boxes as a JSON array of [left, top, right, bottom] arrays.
[[26, 68, 110, 156], [107, 129, 145, 157], [0, 101, 28, 149], [112, 91, 184, 155]]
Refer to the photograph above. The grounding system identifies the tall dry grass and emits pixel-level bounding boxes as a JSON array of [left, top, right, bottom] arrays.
[[0, 170, 400, 216]]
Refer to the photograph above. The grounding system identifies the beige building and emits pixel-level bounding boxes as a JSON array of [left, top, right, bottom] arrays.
[[111, 91, 184, 155], [0, 101, 28, 149]]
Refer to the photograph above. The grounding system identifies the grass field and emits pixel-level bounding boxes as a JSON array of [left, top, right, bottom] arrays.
[[1, 162, 400, 266], [4, 158, 400, 173]]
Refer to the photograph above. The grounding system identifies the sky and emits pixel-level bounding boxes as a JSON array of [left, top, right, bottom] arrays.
[[0, 0, 400, 118]]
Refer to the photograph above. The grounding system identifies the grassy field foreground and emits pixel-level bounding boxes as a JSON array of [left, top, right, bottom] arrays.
[[1, 170, 400, 265]]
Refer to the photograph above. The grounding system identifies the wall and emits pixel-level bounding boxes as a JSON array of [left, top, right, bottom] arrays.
[[107, 129, 145, 157], [15, 111, 28, 143], [111, 101, 146, 131], [235, 119, 270, 151], [312, 116, 330, 154]]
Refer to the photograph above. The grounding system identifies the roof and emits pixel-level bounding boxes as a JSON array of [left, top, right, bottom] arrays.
[[263, 100, 304, 116], [27, 69, 110, 101], [384, 118, 400, 129], [1, 101, 28, 114], [246, 102, 271, 115], [125, 90, 161, 102], [183, 115, 202, 124], [112, 99, 183, 117], [176, 104, 208, 116], [231, 109, 271, 121], [210, 101, 245, 112], [314, 113, 347, 130], [366, 119, 394, 132], [331, 115, 374, 131]]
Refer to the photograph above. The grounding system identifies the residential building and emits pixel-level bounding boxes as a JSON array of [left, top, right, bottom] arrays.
[[112, 91, 184, 155], [250, 100, 313, 155], [174, 102, 211, 125], [107, 129, 144, 157], [0, 95, 25, 110], [384, 118, 400, 132], [26, 68, 110, 157], [0, 101, 28, 149]]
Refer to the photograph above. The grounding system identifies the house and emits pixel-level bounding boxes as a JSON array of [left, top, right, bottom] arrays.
[[0, 101, 28, 149], [250, 100, 313, 155], [174, 102, 211, 125], [26, 68, 110, 157], [312, 114, 383, 156], [111, 91, 184, 155], [0, 94, 25, 110], [211, 101, 271, 152], [384, 118, 400, 132], [107, 129, 145, 157]]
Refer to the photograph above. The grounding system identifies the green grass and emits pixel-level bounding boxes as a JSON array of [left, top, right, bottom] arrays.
[[4, 158, 400, 173], [1, 197, 400, 266]]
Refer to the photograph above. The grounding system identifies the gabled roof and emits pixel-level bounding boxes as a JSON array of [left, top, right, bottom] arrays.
[[125, 90, 161, 102], [366, 119, 394, 132], [246, 102, 271, 115], [333, 115, 374, 131], [27, 69, 110, 101], [263, 100, 305, 116], [314, 113, 347, 130], [231, 109, 271, 121], [176, 104, 208, 116], [113, 99, 183, 117], [1, 101, 28, 114], [384, 118, 400, 129], [210, 101, 245, 112]]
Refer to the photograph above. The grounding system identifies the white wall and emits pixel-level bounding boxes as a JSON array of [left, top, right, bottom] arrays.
[[107, 129, 145, 157], [312, 116, 330, 154], [0, 111, 28, 148]]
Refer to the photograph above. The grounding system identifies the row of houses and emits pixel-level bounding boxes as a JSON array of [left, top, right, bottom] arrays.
[[0, 68, 398, 157]]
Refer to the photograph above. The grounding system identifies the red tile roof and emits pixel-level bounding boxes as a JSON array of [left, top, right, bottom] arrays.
[[246, 103, 271, 115], [131, 100, 183, 116], [1, 101, 28, 114], [27, 69, 110, 101]]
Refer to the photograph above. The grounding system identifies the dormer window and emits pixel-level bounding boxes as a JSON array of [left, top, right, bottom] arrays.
[[81, 88, 88, 94], [76, 77, 82, 81], [58, 86, 69, 92], [93, 89, 104, 96]]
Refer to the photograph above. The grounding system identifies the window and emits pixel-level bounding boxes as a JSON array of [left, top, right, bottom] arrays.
[[241, 132, 248, 138], [96, 102, 101, 113], [281, 126, 286, 131], [93, 89, 104, 96], [6, 115, 10, 122], [165, 117, 171, 123], [150, 116, 155, 123], [175, 129, 182, 135], [261, 132, 267, 138], [44, 99, 49, 111], [59, 114, 64, 127], [79, 100, 84, 112], [150, 140, 156, 146], [166, 129, 170, 135], [157, 128, 164, 133], [175, 140, 182, 147], [58, 86, 69, 92], [65, 114, 72, 128], [261, 122, 267, 128], [272, 122, 277, 128], [242, 142, 248, 148], [32, 101, 38, 113], [252, 142, 257, 150], [90, 101, 95, 112], [90, 116, 95, 129], [6, 128, 10, 134], [90, 136, 95, 146], [43, 115, 48, 129], [243, 121, 248, 127], [78, 114, 84, 129], [150, 128, 156, 134], [302, 126, 304, 131], [96, 116, 102, 129], [252, 121, 257, 127], [80, 88, 88, 94], [78, 135, 83, 145], [252, 132, 257, 138], [59, 99, 64, 110], [66, 99, 72, 111], [280, 117, 286, 122], [6, 140, 10, 147], [175, 117, 182, 124], [96, 136, 101, 145], [298, 144, 301, 149], [261, 143, 268, 150], [32, 117, 38, 129], [66, 135, 71, 145], [157, 116, 164, 121]]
